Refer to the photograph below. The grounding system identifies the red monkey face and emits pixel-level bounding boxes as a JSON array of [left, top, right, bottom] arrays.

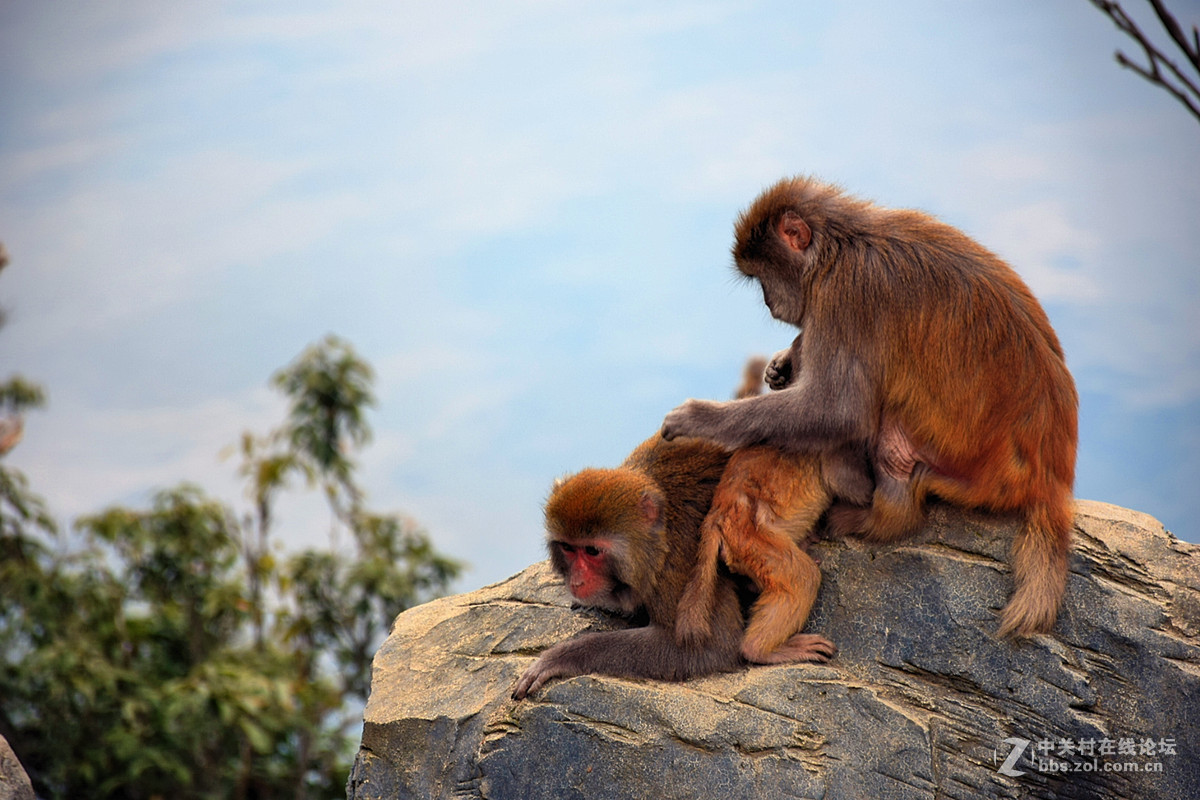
[[556, 540, 611, 601], [549, 536, 639, 615]]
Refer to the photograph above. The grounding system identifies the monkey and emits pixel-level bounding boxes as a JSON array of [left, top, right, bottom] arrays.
[[662, 176, 1078, 638], [734, 355, 769, 399], [512, 432, 835, 700], [512, 433, 737, 699]]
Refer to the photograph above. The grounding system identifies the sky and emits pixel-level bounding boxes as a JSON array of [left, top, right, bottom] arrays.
[[1, 1, 1197, 593]]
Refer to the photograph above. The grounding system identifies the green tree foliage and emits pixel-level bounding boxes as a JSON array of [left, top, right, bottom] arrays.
[[0, 325, 462, 799]]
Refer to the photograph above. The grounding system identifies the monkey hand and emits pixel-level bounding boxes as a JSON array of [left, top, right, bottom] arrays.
[[512, 651, 573, 701], [661, 399, 735, 446], [764, 349, 795, 390]]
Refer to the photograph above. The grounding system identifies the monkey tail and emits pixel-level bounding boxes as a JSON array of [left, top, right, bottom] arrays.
[[675, 511, 726, 647], [997, 498, 1073, 638]]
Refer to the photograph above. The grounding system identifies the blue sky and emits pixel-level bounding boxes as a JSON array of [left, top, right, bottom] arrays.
[[1, 1, 1197, 591]]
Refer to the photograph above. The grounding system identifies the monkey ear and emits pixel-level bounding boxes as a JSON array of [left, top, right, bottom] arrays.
[[777, 211, 812, 252], [637, 491, 662, 527]]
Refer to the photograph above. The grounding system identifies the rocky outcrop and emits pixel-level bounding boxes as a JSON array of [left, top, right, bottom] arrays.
[[0, 736, 34, 800], [347, 501, 1198, 800]]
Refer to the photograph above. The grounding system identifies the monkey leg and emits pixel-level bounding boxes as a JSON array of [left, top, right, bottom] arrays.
[[739, 538, 825, 663], [819, 443, 874, 507], [769, 632, 837, 664], [996, 499, 1072, 637]]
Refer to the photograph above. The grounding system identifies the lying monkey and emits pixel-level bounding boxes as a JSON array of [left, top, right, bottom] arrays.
[[513, 432, 835, 700]]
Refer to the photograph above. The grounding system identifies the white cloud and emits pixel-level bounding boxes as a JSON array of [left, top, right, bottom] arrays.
[[0, 134, 127, 186], [980, 200, 1103, 302], [0, 5, 218, 87]]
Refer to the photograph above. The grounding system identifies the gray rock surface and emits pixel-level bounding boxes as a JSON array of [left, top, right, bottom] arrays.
[[347, 500, 1199, 800], [0, 736, 34, 800]]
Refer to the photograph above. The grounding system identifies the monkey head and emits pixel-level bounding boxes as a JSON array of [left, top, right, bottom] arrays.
[[732, 176, 865, 327], [543, 467, 668, 616]]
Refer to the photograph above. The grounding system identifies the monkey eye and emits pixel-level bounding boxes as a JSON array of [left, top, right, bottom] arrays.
[[584, 545, 601, 557]]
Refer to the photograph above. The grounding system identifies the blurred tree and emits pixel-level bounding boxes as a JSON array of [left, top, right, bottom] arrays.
[[0, 272, 463, 800], [0, 242, 56, 637], [272, 335, 374, 523], [1089, 0, 1200, 124], [233, 334, 461, 795]]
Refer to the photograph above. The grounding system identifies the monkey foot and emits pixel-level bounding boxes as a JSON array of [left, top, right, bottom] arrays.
[[743, 633, 837, 665], [824, 504, 869, 537]]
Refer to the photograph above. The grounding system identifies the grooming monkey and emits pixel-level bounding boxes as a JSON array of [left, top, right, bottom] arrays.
[[512, 433, 835, 700], [663, 176, 1078, 638]]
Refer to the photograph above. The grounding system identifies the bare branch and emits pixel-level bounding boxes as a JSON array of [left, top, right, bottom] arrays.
[[1148, 0, 1200, 71], [1116, 50, 1200, 121], [1089, 0, 1200, 126]]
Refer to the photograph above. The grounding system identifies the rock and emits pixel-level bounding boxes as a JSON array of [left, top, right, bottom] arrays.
[[347, 501, 1199, 800], [0, 736, 34, 800]]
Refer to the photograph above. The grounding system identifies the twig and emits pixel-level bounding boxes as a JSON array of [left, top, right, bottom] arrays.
[[1089, 0, 1200, 125]]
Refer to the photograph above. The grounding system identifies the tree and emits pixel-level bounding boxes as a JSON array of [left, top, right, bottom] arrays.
[[233, 335, 462, 795], [0, 302, 462, 798], [1089, 0, 1200, 124]]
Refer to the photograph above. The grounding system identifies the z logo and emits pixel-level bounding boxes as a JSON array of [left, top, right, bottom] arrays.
[[996, 737, 1030, 777]]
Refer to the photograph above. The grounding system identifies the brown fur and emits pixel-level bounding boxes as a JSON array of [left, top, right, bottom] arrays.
[[513, 434, 746, 699], [675, 352, 842, 664], [662, 176, 1078, 638]]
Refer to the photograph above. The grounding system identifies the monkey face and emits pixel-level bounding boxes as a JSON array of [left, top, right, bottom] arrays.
[[734, 243, 806, 325], [550, 537, 639, 615], [755, 272, 805, 325], [734, 203, 814, 326], [556, 539, 609, 598]]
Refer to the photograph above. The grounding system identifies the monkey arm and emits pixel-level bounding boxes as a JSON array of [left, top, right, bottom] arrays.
[[511, 624, 742, 700], [661, 361, 874, 452]]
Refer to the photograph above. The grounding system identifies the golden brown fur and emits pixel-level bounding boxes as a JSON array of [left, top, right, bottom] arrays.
[[677, 446, 835, 664]]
